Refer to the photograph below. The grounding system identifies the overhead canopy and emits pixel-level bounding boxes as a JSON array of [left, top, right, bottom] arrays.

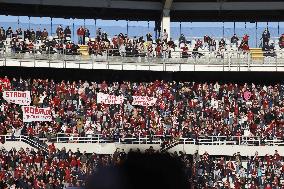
[[0, 0, 284, 21]]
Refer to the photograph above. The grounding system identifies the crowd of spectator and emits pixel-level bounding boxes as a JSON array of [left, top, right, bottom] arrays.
[[1, 25, 283, 59], [0, 146, 127, 189], [0, 25, 81, 55], [1, 76, 284, 144], [0, 145, 283, 189], [192, 150, 284, 188]]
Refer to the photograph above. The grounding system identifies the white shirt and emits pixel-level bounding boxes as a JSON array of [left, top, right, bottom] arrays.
[[39, 94, 46, 103], [162, 32, 168, 40]]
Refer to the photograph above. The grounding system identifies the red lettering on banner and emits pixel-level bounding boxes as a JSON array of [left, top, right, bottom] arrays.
[[22, 106, 52, 122], [38, 109, 43, 114], [24, 107, 30, 113]]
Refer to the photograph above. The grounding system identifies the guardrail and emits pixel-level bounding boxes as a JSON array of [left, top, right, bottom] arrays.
[[0, 45, 284, 71], [11, 133, 284, 146]]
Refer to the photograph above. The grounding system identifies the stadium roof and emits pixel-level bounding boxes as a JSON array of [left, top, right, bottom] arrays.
[[0, 0, 284, 21]]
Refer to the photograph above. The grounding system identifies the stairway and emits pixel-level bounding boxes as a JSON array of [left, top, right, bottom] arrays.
[[20, 136, 49, 153], [160, 138, 180, 152], [250, 48, 264, 60], [78, 45, 89, 56]]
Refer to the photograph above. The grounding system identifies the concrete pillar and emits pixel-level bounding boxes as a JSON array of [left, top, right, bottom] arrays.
[[161, 9, 171, 40]]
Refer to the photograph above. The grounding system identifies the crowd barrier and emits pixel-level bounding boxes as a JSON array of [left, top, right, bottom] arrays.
[[2, 134, 284, 155], [2, 134, 284, 146]]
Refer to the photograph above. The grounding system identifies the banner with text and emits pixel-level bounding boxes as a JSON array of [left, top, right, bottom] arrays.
[[132, 96, 157, 106], [22, 106, 52, 122], [3, 91, 31, 105], [97, 93, 124, 105]]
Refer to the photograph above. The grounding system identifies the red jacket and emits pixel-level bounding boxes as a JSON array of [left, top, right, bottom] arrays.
[[77, 28, 85, 36]]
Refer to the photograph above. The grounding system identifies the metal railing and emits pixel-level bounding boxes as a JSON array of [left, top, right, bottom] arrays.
[[0, 134, 48, 152], [0, 44, 284, 71], [16, 133, 284, 146]]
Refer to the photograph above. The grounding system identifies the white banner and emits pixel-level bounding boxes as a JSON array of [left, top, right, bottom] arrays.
[[132, 96, 157, 106], [97, 93, 124, 105], [22, 106, 52, 122], [3, 91, 31, 105]]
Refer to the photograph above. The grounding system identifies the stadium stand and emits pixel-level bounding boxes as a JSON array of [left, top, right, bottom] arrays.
[[1, 75, 284, 151], [0, 0, 284, 188], [0, 26, 283, 59], [0, 146, 284, 189]]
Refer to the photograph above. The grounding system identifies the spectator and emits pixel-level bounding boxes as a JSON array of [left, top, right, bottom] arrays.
[[56, 25, 64, 40], [242, 34, 249, 45], [196, 39, 203, 49], [64, 26, 72, 39], [239, 39, 250, 52], [0, 27, 5, 41], [279, 33, 284, 49], [41, 28, 48, 40], [209, 39, 216, 52], [219, 38, 226, 50], [36, 28, 42, 40], [84, 28, 90, 44], [262, 41, 276, 57], [261, 28, 270, 47], [24, 29, 31, 41], [5, 27, 13, 39], [179, 34, 186, 46], [77, 26, 85, 45], [231, 34, 239, 46], [162, 29, 168, 43], [16, 28, 23, 39], [96, 28, 102, 39], [146, 32, 153, 42], [30, 29, 36, 42]]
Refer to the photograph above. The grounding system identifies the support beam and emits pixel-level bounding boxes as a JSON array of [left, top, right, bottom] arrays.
[[160, 0, 173, 41], [164, 0, 173, 10]]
